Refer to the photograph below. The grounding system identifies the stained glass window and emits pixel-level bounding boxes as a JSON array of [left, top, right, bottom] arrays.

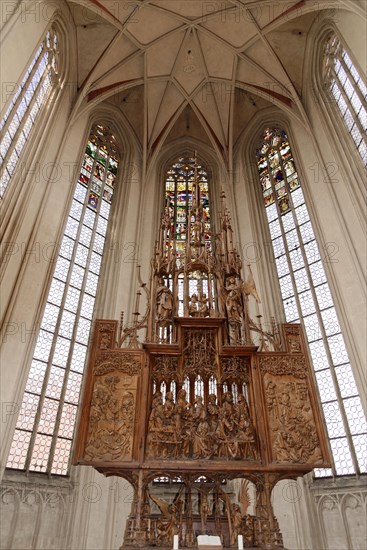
[[6, 123, 119, 475], [164, 157, 212, 316], [323, 34, 367, 165], [165, 157, 210, 262], [256, 127, 367, 478], [0, 28, 60, 197]]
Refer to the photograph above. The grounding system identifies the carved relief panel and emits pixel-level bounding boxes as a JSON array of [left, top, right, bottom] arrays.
[[73, 321, 145, 464], [145, 320, 259, 462], [259, 354, 326, 466]]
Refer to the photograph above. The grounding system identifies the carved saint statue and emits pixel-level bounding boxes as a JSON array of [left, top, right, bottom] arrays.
[[230, 503, 243, 546], [156, 278, 173, 323], [189, 294, 199, 316], [198, 293, 209, 317], [225, 277, 243, 322]]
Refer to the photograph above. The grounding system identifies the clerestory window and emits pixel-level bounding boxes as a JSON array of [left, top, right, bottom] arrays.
[[6, 123, 120, 475], [0, 27, 61, 197], [256, 127, 367, 478], [322, 33, 367, 166]]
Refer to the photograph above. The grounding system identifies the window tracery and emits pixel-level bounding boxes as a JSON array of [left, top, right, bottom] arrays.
[[256, 126, 367, 477], [6, 123, 120, 475]]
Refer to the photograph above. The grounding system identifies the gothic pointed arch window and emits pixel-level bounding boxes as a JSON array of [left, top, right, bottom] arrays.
[[162, 156, 213, 317], [6, 123, 120, 475], [0, 25, 62, 197], [322, 33, 367, 166], [256, 127, 367, 478]]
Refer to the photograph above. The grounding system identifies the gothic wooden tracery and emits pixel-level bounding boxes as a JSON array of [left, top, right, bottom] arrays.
[[74, 155, 331, 549]]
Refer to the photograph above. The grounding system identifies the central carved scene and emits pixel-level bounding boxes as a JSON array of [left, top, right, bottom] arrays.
[[146, 327, 258, 462]]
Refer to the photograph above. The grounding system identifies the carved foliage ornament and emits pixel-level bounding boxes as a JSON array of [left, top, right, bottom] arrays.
[[183, 329, 216, 378], [94, 353, 142, 376], [221, 357, 249, 383], [153, 356, 179, 382], [259, 355, 307, 378]]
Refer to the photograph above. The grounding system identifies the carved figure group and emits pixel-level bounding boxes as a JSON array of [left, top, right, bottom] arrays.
[[265, 378, 322, 464], [146, 389, 257, 460], [85, 376, 135, 461], [189, 293, 209, 317]]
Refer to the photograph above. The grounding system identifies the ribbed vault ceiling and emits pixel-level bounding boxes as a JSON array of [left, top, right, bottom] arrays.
[[66, 0, 347, 162]]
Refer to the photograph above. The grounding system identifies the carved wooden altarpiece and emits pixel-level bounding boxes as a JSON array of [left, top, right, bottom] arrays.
[[74, 159, 331, 549]]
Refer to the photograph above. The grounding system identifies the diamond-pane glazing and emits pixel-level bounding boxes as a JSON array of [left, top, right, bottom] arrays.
[[275, 255, 289, 277], [343, 397, 367, 434], [298, 290, 316, 316], [29, 434, 53, 472], [328, 334, 349, 365], [53, 337, 71, 367], [51, 439, 72, 475], [352, 435, 367, 473], [6, 430, 32, 469], [330, 438, 355, 475], [46, 367, 65, 400], [315, 370, 337, 402], [322, 402, 346, 438], [16, 393, 40, 431], [335, 365, 359, 397], [294, 269, 310, 293], [325, 35, 367, 167], [0, 30, 59, 198], [7, 125, 119, 475], [256, 126, 366, 478], [284, 298, 299, 322]]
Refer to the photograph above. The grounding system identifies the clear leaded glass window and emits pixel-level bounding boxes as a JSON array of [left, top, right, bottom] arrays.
[[256, 127, 367, 478], [323, 34, 367, 166], [0, 28, 60, 197], [6, 123, 119, 475]]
